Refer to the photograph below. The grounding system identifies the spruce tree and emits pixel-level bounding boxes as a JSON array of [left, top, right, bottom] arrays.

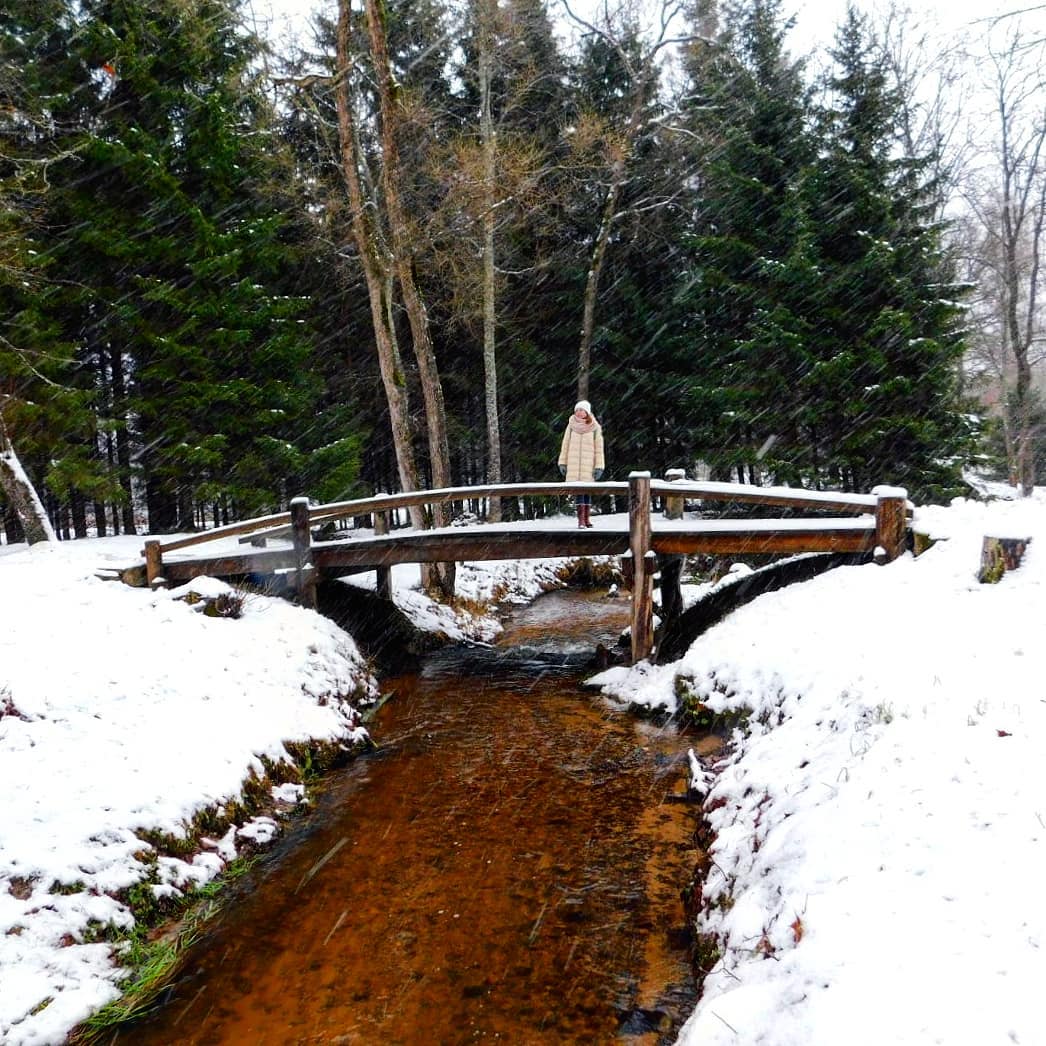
[[0, 0, 116, 536], [801, 6, 970, 499], [36, 0, 321, 531], [681, 0, 817, 484]]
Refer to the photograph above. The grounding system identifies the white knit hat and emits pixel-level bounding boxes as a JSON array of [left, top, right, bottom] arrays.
[[574, 400, 592, 414]]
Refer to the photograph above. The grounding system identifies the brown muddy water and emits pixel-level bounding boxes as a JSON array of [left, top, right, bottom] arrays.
[[121, 591, 718, 1046]]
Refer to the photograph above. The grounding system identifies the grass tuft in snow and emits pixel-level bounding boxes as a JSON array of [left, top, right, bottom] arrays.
[[72, 855, 260, 1042]]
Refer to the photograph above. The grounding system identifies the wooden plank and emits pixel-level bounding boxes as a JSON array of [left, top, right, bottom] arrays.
[[144, 540, 164, 588], [156, 523, 881, 579], [304, 482, 627, 523], [158, 478, 901, 557], [663, 468, 686, 520], [163, 548, 299, 582], [312, 529, 630, 571], [647, 479, 911, 515], [651, 528, 876, 556], [373, 510, 392, 598], [157, 510, 293, 553], [238, 525, 292, 545], [874, 492, 908, 562]]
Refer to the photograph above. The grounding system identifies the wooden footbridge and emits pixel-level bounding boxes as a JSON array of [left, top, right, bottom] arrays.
[[125, 473, 911, 663]]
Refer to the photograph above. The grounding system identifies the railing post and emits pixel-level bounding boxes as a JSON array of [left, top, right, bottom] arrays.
[[629, 471, 654, 663], [663, 467, 686, 520], [874, 486, 908, 563], [144, 540, 165, 589], [290, 497, 316, 608], [373, 509, 392, 600]]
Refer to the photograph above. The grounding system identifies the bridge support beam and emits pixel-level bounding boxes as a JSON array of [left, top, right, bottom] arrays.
[[629, 472, 654, 663], [657, 468, 686, 629], [291, 497, 317, 609], [373, 509, 392, 599]]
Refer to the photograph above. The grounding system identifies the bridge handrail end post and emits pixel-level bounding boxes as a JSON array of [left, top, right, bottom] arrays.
[[873, 486, 908, 563], [290, 497, 317, 608]]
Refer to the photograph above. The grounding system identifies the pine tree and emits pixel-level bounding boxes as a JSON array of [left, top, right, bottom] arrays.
[[0, 0, 113, 538], [681, 0, 817, 484], [800, 6, 971, 499], [35, 0, 321, 531]]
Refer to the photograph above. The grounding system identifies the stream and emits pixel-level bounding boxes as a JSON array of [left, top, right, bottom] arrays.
[[121, 590, 718, 1045]]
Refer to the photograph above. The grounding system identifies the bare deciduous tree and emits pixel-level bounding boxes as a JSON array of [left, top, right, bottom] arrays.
[[561, 0, 690, 401], [334, 0, 424, 528], [961, 26, 1046, 494]]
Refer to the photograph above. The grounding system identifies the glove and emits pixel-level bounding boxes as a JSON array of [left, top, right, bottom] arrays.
[[593, 469, 604, 480], [559, 465, 566, 477]]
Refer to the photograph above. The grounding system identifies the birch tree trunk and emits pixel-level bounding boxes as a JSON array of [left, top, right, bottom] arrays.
[[478, 0, 502, 522], [335, 0, 425, 534], [363, 0, 455, 594], [0, 414, 55, 544]]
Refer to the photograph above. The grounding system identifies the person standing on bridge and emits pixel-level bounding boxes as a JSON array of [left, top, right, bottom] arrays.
[[558, 400, 604, 528]]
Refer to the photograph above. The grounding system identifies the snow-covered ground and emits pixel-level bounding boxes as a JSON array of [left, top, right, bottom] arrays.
[[592, 482, 1046, 1046], [0, 532, 575, 1046], [4, 485, 1044, 1045]]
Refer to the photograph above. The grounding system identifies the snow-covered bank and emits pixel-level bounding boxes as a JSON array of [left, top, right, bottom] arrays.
[[0, 536, 376, 1044], [0, 533, 582, 1045], [592, 489, 1046, 1046]]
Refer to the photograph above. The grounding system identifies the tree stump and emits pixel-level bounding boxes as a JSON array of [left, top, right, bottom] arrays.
[[978, 536, 1031, 583]]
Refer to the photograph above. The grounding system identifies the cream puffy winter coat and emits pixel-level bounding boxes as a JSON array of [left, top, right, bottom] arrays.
[[558, 418, 605, 481]]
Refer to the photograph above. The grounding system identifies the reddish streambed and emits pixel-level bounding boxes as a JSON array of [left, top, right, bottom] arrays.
[[121, 591, 716, 1045]]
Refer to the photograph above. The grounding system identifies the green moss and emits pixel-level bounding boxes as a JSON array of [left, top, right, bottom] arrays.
[[48, 879, 87, 896], [693, 932, 722, 973]]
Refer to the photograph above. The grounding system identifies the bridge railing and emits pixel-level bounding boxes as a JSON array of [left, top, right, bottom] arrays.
[[139, 475, 911, 663], [144, 476, 902, 557]]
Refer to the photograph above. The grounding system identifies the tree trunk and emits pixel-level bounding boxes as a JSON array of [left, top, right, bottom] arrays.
[[479, 0, 502, 522], [109, 344, 136, 534], [576, 81, 649, 402], [335, 0, 424, 540], [71, 490, 88, 539], [363, 0, 455, 595], [3, 502, 25, 543], [0, 419, 55, 544]]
